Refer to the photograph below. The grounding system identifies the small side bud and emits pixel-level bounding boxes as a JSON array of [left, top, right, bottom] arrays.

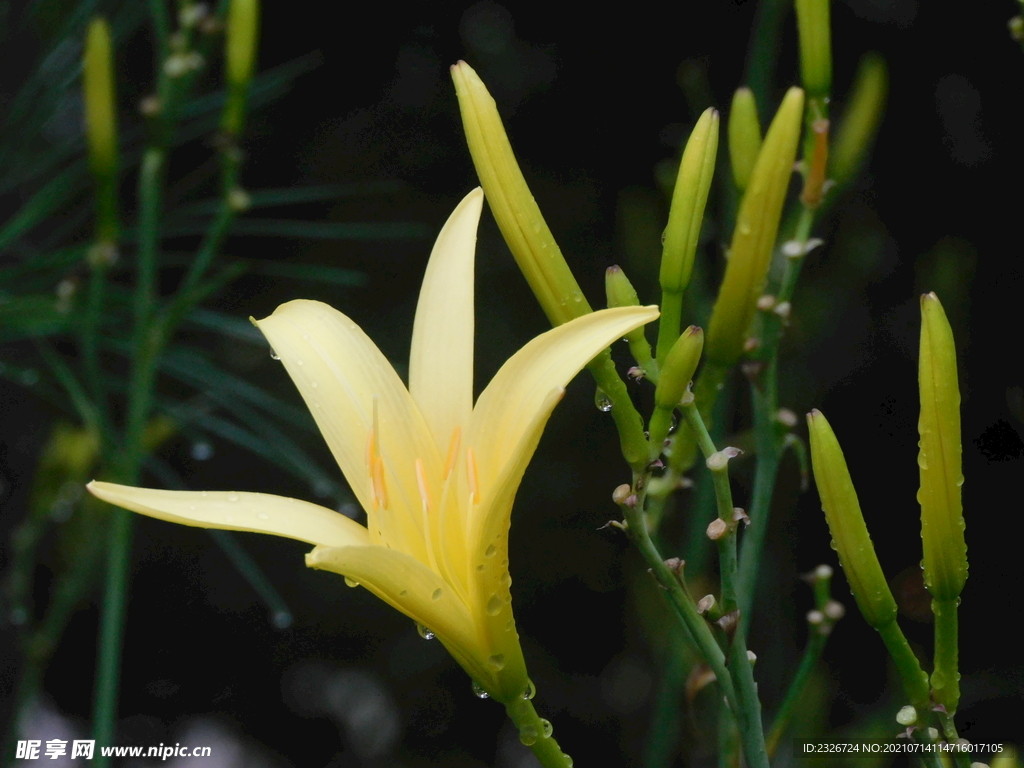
[[605, 265, 640, 308], [706, 446, 741, 472], [806, 609, 825, 625], [776, 408, 798, 427], [895, 705, 917, 726], [612, 484, 633, 506], [823, 600, 846, 621], [746, 650, 757, 664], [654, 326, 704, 410], [728, 87, 762, 192], [732, 507, 750, 526], [706, 518, 728, 540]]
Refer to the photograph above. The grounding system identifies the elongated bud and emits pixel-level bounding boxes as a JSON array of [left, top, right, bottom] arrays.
[[705, 87, 804, 370], [452, 61, 590, 325], [806, 409, 896, 629], [918, 293, 967, 601], [83, 18, 119, 246], [655, 326, 703, 410], [660, 108, 719, 295], [795, 0, 832, 110], [728, 88, 761, 191], [221, 0, 260, 136], [830, 54, 888, 188]]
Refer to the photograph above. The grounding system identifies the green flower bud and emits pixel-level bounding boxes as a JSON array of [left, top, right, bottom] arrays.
[[795, 0, 832, 109], [830, 53, 888, 188], [918, 292, 967, 601], [222, 0, 260, 136], [452, 61, 590, 326], [728, 88, 761, 192], [660, 107, 719, 295], [806, 409, 896, 629], [605, 265, 640, 309], [655, 326, 703, 411], [705, 87, 804, 370], [83, 17, 119, 245]]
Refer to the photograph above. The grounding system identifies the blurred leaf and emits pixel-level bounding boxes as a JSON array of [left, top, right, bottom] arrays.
[[157, 218, 431, 240], [0, 295, 70, 342], [253, 261, 367, 287], [173, 180, 407, 217]]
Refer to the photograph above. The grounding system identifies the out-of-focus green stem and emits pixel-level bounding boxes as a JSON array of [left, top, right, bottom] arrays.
[[765, 627, 825, 756], [178, 148, 241, 296], [744, 0, 792, 117], [134, 148, 164, 333], [655, 289, 683, 364]]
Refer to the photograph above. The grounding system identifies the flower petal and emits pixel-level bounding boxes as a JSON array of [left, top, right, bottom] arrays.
[[255, 300, 442, 560], [468, 305, 659, 491], [409, 188, 482, 449], [87, 481, 369, 548], [306, 544, 493, 686]]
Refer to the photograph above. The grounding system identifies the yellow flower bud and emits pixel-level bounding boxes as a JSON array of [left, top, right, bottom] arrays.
[[452, 61, 590, 326], [795, 0, 832, 108], [728, 88, 761, 191], [918, 292, 967, 601], [705, 87, 804, 370], [655, 326, 703, 411], [222, 0, 260, 136], [806, 409, 896, 629], [830, 53, 888, 188], [660, 108, 719, 295]]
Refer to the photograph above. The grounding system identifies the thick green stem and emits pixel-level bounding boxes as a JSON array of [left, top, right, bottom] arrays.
[[931, 598, 960, 715], [504, 698, 573, 768], [656, 289, 684, 364], [765, 626, 826, 756], [875, 620, 931, 713]]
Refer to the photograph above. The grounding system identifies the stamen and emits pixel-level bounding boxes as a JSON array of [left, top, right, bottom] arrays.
[[366, 430, 379, 509], [372, 455, 389, 510], [443, 426, 461, 480], [467, 447, 480, 505], [415, 458, 431, 515]]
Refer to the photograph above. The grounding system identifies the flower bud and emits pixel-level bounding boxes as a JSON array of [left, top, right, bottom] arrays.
[[654, 326, 703, 410], [222, 0, 260, 136], [830, 53, 888, 188], [83, 17, 119, 246], [660, 108, 719, 295], [705, 88, 804, 370], [452, 61, 590, 326], [728, 88, 761, 191], [795, 0, 832, 108], [806, 409, 897, 629], [918, 292, 967, 601], [605, 265, 640, 308]]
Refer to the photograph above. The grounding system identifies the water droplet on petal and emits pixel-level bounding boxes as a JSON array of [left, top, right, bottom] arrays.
[[485, 544, 497, 558], [487, 653, 506, 671], [519, 726, 538, 745], [486, 594, 503, 615], [500, 571, 512, 588], [344, 577, 359, 588], [431, 588, 443, 601], [201, 491, 208, 497], [296, 359, 304, 366], [189, 505, 196, 511], [594, 388, 613, 412], [311, 381, 318, 388], [257, 512, 269, 520], [475, 564, 485, 572], [227, 493, 239, 502], [416, 623, 435, 640], [269, 349, 281, 361], [522, 679, 536, 700], [471, 681, 489, 699], [540, 718, 553, 738]]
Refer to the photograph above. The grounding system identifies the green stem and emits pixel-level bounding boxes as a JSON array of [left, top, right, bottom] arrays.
[[504, 698, 573, 768], [134, 148, 164, 331], [643, 646, 687, 768], [931, 598, 960, 715], [82, 264, 110, 423], [656, 289, 684, 364], [177, 149, 241, 296], [765, 628, 826, 756], [587, 349, 649, 472], [875, 620, 931, 713], [744, 0, 792, 117], [936, 710, 971, 768]]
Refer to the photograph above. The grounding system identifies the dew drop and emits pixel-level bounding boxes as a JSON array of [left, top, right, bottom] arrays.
[[594, 388, 613, 412], [189, 505, 196, 511], [416, 623, 435, 640], [563, 755, 573, 767], [311, 381, 318, 388], [399, 589, 408, 596], [485, 544, 497, 558], [519, 725, 538, 745], [828, 539, 837, 551], [431, 587, 443, 601], [200, 491, 208, 497], [471, 681, 489, 699], [487, 653, 506, 671], [500, 571, 512, 588], [476, 564, 485, 572], [227, 493, 239, 502], [344, 577, 359, 588], [269, 349, 281, 361], [540, 718, 553, 738], [521, 679, 536, 700], [257, 512, 270, 520], [506, 619, 515, 632], [486, 594, 503, 615], [296, 359, 304, 366]]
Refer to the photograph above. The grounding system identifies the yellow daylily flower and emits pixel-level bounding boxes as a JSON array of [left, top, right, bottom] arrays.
[[87, 188, 658, 706]]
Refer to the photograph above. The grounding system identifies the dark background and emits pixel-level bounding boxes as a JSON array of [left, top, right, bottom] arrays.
[[2, 1, 1022, 765]]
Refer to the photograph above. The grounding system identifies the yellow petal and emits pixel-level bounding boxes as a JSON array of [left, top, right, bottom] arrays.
[[408, 188, 482, 449], [306, 544, 494, 686], [469, 305, 659, 492], [86, 481, 369, 548], [254, 300, 442, 560]]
